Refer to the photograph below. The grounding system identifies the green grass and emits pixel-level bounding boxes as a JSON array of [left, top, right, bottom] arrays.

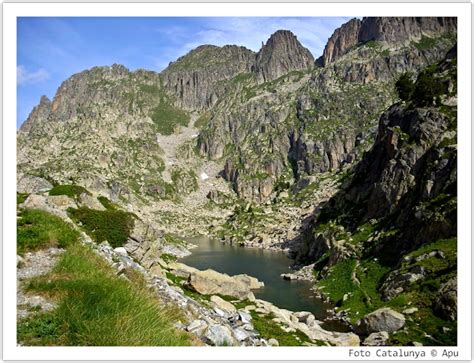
[[17, 209, 80, 255], [160, 253, 177, 264], [48, 184, 90, 200], [67, 207, 134, 248], [251, 312, 322, 346], [17, 192, 29, 205], [163, 234, 186, 246], [414, 36, 437, 51], [19, 243, 191, 346], [150, 100, 189, 135], [195, 112, 211, 129], [97, 196, 118, 210]]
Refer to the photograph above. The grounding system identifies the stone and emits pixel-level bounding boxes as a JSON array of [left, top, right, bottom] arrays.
[[234, 274, 264, 289], [268, 338, 279, 346], [204, 324, 236, 346], [188, 269, 257, 300], [402, 307, 418, 315], [210, 295, 236, 315], [114, 247, 128, 256], [355, 308, 406, 335], [17, 175, 52, 194], [79, 193, 106, 210], [362, 331, 389, 346], [187, 319, 208, 336], [168, 262, 200, 279], [412, 341, 423, 346], [434, 278, 457, 321], [233, 327, 250, 342], [293, 311, 314, 323], [238, 310, 252, 324]]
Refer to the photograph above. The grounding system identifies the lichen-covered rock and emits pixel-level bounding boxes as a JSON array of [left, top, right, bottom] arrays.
[[355, 308, 405, 335], [17, 175, 53, 194], [434, 278, 457, 320], [362, 331, 389, 346]]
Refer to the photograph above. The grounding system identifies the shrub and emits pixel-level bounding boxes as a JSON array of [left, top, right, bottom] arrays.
[[49, 185, 90, 200], [395, 72, 415, 101], [412, 71, 445, 106], [19, 244, 191, 346], [67, 207, 134, 248], [17, 209, 79, 255]]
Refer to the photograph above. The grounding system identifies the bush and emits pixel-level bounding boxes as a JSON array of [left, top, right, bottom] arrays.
[[412, 71, 445, 106], [19, 244, 191, 346], [17, 209, 79, 255], [67, 207, 134, 248], [395, 72, 415, 101], [49, 185, 90, 200]]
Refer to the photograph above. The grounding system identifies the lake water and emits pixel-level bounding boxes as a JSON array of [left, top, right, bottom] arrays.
[[180, 236, 331, 320]]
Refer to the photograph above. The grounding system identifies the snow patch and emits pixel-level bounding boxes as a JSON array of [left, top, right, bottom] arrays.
[[200, 172, 209, 181]]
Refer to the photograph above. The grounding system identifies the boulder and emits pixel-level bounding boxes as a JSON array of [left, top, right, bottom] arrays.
[[268, 338, 279, 346], [362, 331, 389, 346], [204, 324, 236, 346], [210, 295, 236, 315], [186, 319, 208, 336], [238, 310, 252, 324], [78, 193, 106, 210], [114, 247, 128, 256], [402, 307, 418, 315], [233, 327, 251, 342], [17, 175, 52, 194], [234, 274, 264, 289], [168, 262, 200, 279], [434, 278, 457, 320], [188, 269, 256, 300], [355, 308, 405, 335]]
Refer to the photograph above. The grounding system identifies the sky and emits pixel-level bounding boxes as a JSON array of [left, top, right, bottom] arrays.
[[17, 16, 352, 127]]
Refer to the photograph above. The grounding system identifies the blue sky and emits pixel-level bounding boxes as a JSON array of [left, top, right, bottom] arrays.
[[17, 16, 351, 127]]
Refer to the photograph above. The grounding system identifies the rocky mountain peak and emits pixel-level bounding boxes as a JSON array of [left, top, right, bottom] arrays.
[[319, 17, 457, 66], [19, 95, 51, 133], [254, 29, 314, 83]]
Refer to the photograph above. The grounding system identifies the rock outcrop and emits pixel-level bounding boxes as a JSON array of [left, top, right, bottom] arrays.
[[355, 308, 406, 335], [254, 30, 314, 83], [319, 17, 457, 66]]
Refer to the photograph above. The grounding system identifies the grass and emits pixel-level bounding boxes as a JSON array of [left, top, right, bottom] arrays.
[[67, 207, 134, 248], [17, 192, 29, 205], [160, 253, 177, 264], [19, 243, 192, 346], [48, 185, 90, 200], [250, 312, 323, 346], [17, 209, 80, 255], [150, 100, 189, 135], [195, 112, 211, 129], [414, 36, 437, 51], [97, 195, 118, 210]]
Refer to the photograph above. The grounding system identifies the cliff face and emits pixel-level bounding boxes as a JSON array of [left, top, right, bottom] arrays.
[[162, 45, 256, 110], [254, 30, 314, 83], [319, 17, 457, 67]]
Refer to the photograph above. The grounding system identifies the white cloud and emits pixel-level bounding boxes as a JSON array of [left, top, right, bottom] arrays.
[[17, 65, 50, 85]]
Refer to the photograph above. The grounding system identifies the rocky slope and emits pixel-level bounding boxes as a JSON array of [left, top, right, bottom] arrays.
[[295, 45, 457, 346]]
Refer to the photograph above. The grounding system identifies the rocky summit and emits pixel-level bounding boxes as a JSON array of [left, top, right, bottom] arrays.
[[17, 17, 457, 347]]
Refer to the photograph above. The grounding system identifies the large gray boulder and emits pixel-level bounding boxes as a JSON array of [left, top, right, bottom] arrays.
[[17, 175, 52, 194], [355, 308, 405, 335], [362, 331, 389, 346], [204, 324, 236, 346]]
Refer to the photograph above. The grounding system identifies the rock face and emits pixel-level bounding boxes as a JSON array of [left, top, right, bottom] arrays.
[[19, 95, 51, 134], [162, 45, 255, 110], [17, 175, 52, 194], [355, 308, 405, 335], [254, 30, 314, 83], [320, 17, 457, 66]]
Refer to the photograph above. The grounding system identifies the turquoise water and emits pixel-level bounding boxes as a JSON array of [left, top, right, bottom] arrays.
[[180, 236, 330, 319]]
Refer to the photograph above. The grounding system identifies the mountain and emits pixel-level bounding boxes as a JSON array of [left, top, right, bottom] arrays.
[[17, 16, 457, 347]]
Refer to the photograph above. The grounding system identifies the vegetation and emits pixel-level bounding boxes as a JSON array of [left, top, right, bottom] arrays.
[[395, 72, 415, 101], [97, 195, 118, 210], [17, 192, 29, 205], [250, 312, 323, 346], [67, 207, 134, 248], [195, 112, 211, 129], [19, 243, 191, 346], [150, 99, 189, 135], [48, 184, 90, 200], [414, 36, 437, 51], [17, 209, 79, 255]]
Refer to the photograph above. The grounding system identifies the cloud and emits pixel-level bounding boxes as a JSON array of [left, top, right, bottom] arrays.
[[17, 65, 50, 85]]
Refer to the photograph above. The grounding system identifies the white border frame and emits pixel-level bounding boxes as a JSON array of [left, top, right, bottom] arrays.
[[3, 2, 472, 361]]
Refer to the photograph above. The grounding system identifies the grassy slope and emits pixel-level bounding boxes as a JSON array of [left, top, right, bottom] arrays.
[[17, 208, 192, 346]]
